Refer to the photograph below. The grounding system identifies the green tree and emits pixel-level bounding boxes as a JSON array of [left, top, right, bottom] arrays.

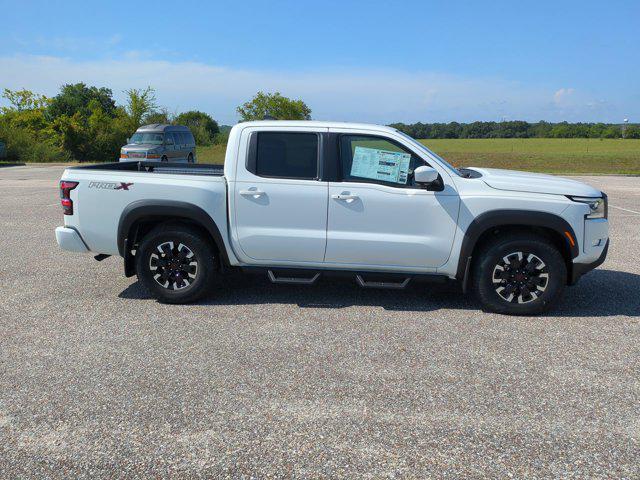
[[237, 91, 311, 121], [625, 125, 640, 139], [46, 83, 116, 121], [174, 110, 219, 145], [145, 107, 173, 125], [601, 126, 622, 138], [124, 86, 158, 129], [2, 88, 49, 113]]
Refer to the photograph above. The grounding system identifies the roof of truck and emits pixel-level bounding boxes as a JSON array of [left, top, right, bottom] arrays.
[[136, 124, 191, 132], [234, 120, 398, 133]]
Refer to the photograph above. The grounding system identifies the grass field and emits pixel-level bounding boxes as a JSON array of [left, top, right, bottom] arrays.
[[197, 138, 640, 174]]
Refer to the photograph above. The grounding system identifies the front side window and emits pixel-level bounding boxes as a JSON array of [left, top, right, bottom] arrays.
[[339, 135, 426, 187], [255, 132, 318, 179], [164, 132, 175, 145]]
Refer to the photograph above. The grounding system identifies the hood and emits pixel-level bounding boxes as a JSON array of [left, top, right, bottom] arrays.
[[123, 143, 159, 152], [469, 167, 602, 197]]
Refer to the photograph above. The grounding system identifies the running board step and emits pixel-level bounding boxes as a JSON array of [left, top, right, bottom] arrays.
[[268, 270, 320, 285], [355, 275, 411, 289]]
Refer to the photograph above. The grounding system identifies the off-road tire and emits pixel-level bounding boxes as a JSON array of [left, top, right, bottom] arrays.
[[473, 233, 567, 315], [136, 224, 216, 304]]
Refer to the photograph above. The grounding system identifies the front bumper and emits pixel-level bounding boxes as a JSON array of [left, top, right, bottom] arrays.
[[55, 226, 89, 253], [570, 238, 609, 284]]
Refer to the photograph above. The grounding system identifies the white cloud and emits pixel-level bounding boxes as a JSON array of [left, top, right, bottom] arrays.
[[0, 54, 625, 124], [553, 87, 575, 105]]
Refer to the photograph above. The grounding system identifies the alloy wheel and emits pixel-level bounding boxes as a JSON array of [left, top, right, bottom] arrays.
[[492, 251, 549, 304], [149, 241, 198, 290]]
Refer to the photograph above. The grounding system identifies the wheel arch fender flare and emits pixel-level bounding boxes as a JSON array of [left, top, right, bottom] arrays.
[[117, 199, 230, 268], [457, 209, 579, 285]]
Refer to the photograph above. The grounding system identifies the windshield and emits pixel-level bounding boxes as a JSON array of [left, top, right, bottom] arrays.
[[129, 132, 164, 145], [395, 131, 462, 177]]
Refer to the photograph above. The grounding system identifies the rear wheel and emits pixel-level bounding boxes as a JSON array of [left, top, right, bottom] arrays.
[[135, 224, 216, 304], [473, 233, 566, 315]]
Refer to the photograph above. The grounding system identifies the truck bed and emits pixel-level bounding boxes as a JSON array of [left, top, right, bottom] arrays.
[[67, 161, 224, 177]]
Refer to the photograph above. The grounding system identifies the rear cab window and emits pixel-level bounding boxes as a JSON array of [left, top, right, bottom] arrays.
[[249, 132, 319, 180]]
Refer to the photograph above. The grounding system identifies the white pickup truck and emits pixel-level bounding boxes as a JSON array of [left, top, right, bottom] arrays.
[[55, 121, 609, 315]]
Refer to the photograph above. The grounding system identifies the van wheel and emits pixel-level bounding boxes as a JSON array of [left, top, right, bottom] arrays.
[[161, 155, 168, 162], [473, 233, 566, 315], [135, 224, 216, 304], [187, 153, 194, 163]]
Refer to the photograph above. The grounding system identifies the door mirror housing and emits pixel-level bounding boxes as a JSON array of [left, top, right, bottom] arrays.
[[414, 166, 439, 186]]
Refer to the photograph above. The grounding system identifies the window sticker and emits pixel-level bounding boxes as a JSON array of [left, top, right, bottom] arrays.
[[350, 146, 411, 184]]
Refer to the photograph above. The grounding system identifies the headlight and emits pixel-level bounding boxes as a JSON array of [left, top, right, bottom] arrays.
[[568, 195, 607, 219]]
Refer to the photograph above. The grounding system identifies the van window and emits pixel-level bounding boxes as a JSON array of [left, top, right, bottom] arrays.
[[164, 132, 175, 145], [184, 132, 195, 145], [254, 132, 318, 179], [174, 132, 184, 145], [130, 132, 164, 145]]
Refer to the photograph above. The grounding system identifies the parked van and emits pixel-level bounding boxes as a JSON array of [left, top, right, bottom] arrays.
[[120, 124, 196, 163]]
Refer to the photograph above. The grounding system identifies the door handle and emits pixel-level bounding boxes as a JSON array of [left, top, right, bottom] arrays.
[[332, 194, 359, 202], [239, 189, 265, 198]]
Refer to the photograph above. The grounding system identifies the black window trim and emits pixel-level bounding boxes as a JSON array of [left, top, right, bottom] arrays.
[[336, 133, 431, 189], [246, 131, 322, 181]]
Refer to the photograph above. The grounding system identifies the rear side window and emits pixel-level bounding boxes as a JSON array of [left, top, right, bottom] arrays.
[[253, 132, 318, 179]]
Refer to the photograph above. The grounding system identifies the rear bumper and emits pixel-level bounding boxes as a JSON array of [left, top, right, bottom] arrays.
[[570, 239, 609, 284], [55, 226, 89, 253]]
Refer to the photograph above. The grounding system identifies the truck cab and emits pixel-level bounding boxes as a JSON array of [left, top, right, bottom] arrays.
[[55, 121, 609, 315]]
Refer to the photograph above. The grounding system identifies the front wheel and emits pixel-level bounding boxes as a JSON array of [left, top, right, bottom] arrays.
[[473, 233, 567, 315], [135, 224, 217, 304]]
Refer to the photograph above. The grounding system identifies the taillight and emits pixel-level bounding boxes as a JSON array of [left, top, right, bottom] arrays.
[[60, 181, 79, 215]]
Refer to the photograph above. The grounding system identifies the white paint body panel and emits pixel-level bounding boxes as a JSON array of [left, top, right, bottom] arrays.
[[230, 126, 328, 264], [324, 127, 460, 269], [57, 120, 609, 279]]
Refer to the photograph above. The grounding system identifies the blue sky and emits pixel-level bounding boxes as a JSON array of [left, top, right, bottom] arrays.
[[1, 0, 638, 124]]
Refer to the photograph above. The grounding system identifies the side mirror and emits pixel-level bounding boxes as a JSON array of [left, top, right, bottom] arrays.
[[414, 166, 439, 186]]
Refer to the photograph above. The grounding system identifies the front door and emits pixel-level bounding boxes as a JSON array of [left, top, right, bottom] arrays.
[[324, 133, 460, 269], [163, 132, 177, 161], [233, 129, 329, 263]]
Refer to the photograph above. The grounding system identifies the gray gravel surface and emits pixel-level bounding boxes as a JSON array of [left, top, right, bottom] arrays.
[[0, 166, 639, 478]]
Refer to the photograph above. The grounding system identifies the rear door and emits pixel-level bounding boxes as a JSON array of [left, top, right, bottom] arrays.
[[232, 127, 329, 263]]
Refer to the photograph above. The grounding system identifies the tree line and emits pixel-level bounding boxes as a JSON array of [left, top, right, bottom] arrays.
[[0, 84, 637, 163], [389, 120, 640, 139]]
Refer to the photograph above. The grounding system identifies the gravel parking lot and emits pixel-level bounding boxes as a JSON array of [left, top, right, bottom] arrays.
[[1, 165, 638, 478]]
